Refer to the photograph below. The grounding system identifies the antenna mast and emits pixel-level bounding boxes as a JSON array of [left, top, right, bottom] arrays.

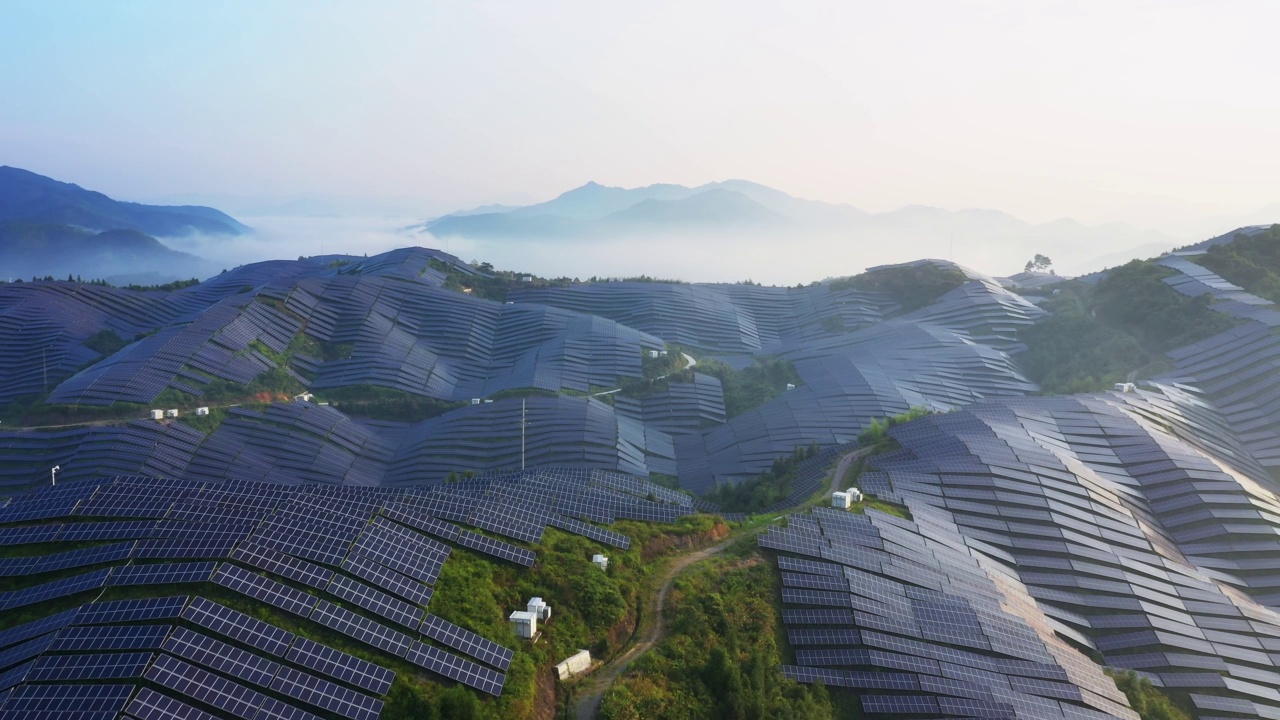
[[521, 399, 527, 471]]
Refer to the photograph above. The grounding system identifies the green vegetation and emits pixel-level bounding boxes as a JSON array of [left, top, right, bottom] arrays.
[[430, 258, 575, 302], [830, 262, 968, 314], [1018, 260, 1236, 394], [1107, 670, 1194, 720], [83, 329, 129, 357], [641, 349, 682, 380], [1024, 253, 1054, 274], [0, 513, 727, 720], [178, 406, 228, 434], [323, 384, 464, 422], [589, 275, 688, 284], [857, 406, 932, 450], [123, 277, 202, 292], [1193, 225, 1280, 304], [197, 365, 307, 404], [703, 443, 821, 513], [599, 550, 836, 720], [694, 357, 802, 418]]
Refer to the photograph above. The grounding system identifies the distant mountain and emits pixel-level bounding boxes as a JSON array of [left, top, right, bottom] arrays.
[[420, 180, 1182, 275], [601, 188, 788, 229], [0, 221, 202, 281], [0, 166, 248, 236], [426, 187, 790, 239]]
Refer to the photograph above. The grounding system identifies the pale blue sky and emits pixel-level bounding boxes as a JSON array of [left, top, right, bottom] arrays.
[[1, 0, 1277, 228]]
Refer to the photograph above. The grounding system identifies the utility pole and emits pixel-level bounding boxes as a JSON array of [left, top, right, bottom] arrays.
[[51, 465, 60, 486], [521, 399, 527, 471]]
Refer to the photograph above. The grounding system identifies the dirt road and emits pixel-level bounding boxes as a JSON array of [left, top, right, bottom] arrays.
[[571, 446, 870, 719], [571, 531, 739, 719]]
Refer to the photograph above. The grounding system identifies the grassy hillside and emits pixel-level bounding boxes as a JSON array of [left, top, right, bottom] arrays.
[[1193, 224, 1280, 303], [829, 262, 968, 314], [1018, 259, 1236, 393], [599, 539, 839, 720]]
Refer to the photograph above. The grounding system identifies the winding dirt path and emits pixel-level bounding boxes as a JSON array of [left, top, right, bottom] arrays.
[[571, 446, 870, 719], [571, 532, 739, 720]]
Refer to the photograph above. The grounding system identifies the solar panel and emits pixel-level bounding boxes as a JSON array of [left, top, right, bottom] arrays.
[[125, 687, 222, 720], [108, 561, 217, 586], [0, 633, 55, 672], [455, 529, 535, 567], [252, 697, 325, 720], [419, 613, 514, 671], [212, 563, 318, 618], [270, 665, 383, 720], [145, 653, 269, 719], [182, 597, 294, 657], [380, 505, 460, 542], [74, 596, 189, 626], [340, 554, 433, 606], [0, 608, 77, 650], [0, 661, 32, 694], [308, 600, 412, 657], [56, 520, 157, 542], [286, 637, 395, 695], [0, 567, 111, 611], [50, 624, 172, 652], [547, 514, 631, 549], [0, 682, 135, 717], [133, 537, 237, 560], [233, 541, 334, 590], [26, 651, 153, 682], [0, 524, 60, 546], [405, 640, 505, 696], [349, 521, 449, 585], [326, 574, 422, 629], [163, 626, 280, 688]]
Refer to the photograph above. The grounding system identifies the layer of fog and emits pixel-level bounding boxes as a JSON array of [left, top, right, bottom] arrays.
[[152, 215, 1183, 287]]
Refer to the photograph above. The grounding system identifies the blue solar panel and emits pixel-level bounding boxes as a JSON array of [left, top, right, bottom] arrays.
[[0, 682, 135, 717], [27, 651, 153, 682], [212, 563, 318, 617], [163, 626, 280, 688], [182, 596, 294, 657], [50, 624, 171, 652], [125, 687, 222, 720], [270, 665, 383, 720], [286, 637, 395, 695], [0, 609, 77, 650], [144, 653, 268, 718], [405, 640, 505, 696], [308, 600, 412, 657], [419, 613, 514, 671]]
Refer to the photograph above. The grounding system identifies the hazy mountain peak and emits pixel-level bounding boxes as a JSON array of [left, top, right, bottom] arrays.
[[0, 166, 248, 237]]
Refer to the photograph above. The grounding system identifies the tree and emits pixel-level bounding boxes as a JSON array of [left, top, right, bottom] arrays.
[[1025, 254, 1053, 273]]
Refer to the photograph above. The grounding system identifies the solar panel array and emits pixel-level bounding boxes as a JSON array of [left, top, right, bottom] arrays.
[[1146, 255, 1280, 475], [765, 386, 1280, 718], [0, 394, 681, 490], [509, 278, 898, 354], [677, 316, 1040, 492], [0, 468, 696, 714], [1, 245, 656, 415]]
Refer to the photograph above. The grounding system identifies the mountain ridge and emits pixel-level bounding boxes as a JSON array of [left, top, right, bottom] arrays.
[[418, 179, 1184, 275], [0, 166, 249, 237]]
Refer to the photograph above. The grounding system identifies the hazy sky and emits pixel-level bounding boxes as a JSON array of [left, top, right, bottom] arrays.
[[2, 0, 1277, 229]]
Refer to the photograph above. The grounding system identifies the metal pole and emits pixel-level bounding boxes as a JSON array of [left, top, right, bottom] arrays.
[[521, 399, 526, 471], [51, 465, 59, 486]]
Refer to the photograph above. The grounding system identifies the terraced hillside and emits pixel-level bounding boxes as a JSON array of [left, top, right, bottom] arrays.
[[760, 383, 1280, 718], [0, 254, 1048, 496], [0, 468, 702, 717]]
